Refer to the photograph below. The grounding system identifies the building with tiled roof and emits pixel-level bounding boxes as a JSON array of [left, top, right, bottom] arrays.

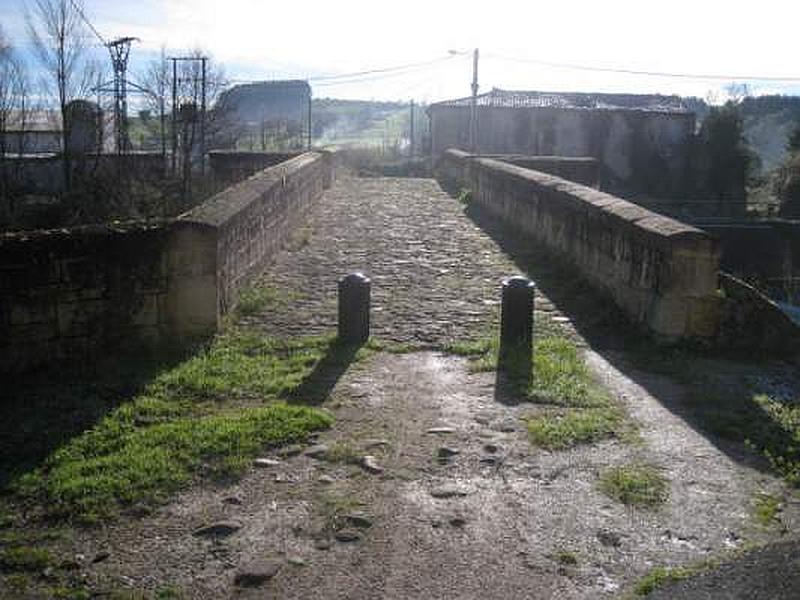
[[428, 88, 696, 197]]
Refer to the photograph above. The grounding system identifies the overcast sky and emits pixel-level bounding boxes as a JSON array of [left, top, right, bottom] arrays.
[[3, 0, 800, 102]]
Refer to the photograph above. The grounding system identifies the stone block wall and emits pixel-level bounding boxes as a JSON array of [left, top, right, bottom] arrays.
[[479, 154, 600, 188], [437, 149, 721, 341], [0, 223, 172, 373], [208, 150, 299, 186], [0, 151, 335, 373], [182, 151, 334, 321]]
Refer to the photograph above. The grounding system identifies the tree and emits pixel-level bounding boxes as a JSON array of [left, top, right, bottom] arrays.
[[787, 122, 800, 154], [26, 0, 96, 192], [138, 47, 170, 157], [0, 26, 32, 221], [697, 102, 757, 204], [171, 50, 230, 198], [775, 122, 800, 217]]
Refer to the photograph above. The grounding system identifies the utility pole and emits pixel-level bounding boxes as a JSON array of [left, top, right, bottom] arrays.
[[307, 92, 312, 150], [470, 48, 479, 154], [200, 57, 207, 176], [171, 58, 177, 174], [169, 56, 208, 177], [409, 99, 415, 158]]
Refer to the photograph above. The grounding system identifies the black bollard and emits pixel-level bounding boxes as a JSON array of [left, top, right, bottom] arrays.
[[499, 276, 535, 379], [338, 272, 371, 344]]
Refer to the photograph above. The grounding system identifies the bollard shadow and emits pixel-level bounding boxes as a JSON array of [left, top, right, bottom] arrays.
[[287, 338, 364, 405]]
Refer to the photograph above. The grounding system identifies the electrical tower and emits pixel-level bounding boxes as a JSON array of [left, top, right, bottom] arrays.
[[107, 37, 138, 154]]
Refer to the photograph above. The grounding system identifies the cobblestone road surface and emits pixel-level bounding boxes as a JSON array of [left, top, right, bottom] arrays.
[[247, 176, 568, 344]]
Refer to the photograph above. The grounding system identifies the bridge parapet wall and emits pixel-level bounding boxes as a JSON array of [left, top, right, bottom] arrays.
[[438, 148, 720, 341], [0, 151, 335, 373]]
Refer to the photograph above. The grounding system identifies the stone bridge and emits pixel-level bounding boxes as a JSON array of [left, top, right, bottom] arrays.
[[1, 149, 798, 374]]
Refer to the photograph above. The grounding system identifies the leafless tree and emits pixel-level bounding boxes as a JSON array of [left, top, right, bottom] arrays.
[[0, 26, 33, 220], [138, 47, 170, 157], [26, 0, 97, 192], [172, 49, 231, 198]]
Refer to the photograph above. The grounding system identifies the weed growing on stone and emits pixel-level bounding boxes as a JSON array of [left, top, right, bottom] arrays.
[[11, 330, 338, 521], [555, 550, 578, 565], [599, 463, 668, 508], [752, 492, 782, 527], [325, 442, 361, 465], [317, 491, 366, 533]]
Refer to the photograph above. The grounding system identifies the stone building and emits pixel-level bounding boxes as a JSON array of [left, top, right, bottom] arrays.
[[219, 80, 310, 126], [428, 88, 696, 197]]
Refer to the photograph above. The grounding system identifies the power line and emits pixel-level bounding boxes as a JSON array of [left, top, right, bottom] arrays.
[[68, 0, 107, 45], [228, 54, 465, 89], [487, 53, 800, 83], [308, 54, 461, 82]]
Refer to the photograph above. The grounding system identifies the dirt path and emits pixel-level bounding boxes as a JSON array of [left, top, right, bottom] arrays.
[[75, 349, 797, 599], [6, 176, 798, 599]]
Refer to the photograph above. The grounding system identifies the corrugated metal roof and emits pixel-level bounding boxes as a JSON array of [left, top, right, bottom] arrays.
[[430, 88, 691, 113]]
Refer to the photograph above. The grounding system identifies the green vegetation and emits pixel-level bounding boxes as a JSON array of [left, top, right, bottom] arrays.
[[11, 329, 339, 521], [235, 284, 281, 316], [599, 464, 669, 508], [324, 441, 361, 465], [0, 546, 52, 572], [528, 337, 607, 408], [752, 492, 782, 527], [443, 337, 498, 372], [633, 566, 695, 596], [445, 334, 630, 450], [317, 491, 366, 533], [555, 550, 578, 565], [687, 388, 800, 487], [628, 341, 800, 488], [456, 188, 473, 204], [527, 408, 623, 450]]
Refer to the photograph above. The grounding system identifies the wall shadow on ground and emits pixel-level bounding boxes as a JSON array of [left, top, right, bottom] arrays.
[[0, 346, 190, 491], [462, 199, 799, 483]]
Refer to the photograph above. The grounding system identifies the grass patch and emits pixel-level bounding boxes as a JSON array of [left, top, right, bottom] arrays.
[[443, 337, 497, 372], [235, 284, 281, 316], [0, 546, 52, 572], [685, 387, 800, 487], [526, 408, 623, 449], [599, 463, 668, 508], [752, 492, 782, 527], [555, 550, 578, 565], [447, 334, 631, 450], [234, 283, 300, 318], [632, 559, 720, 597], [317, 491, 366, 533], [529, 337, 607, 408], [11, 330, 338, 521], [325, 441, 361, 465], [445, 334, 610, 407]]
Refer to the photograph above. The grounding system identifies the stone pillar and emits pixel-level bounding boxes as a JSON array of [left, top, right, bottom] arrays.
[[499, 276, 535, 378], [338, 272, 371, 344]]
